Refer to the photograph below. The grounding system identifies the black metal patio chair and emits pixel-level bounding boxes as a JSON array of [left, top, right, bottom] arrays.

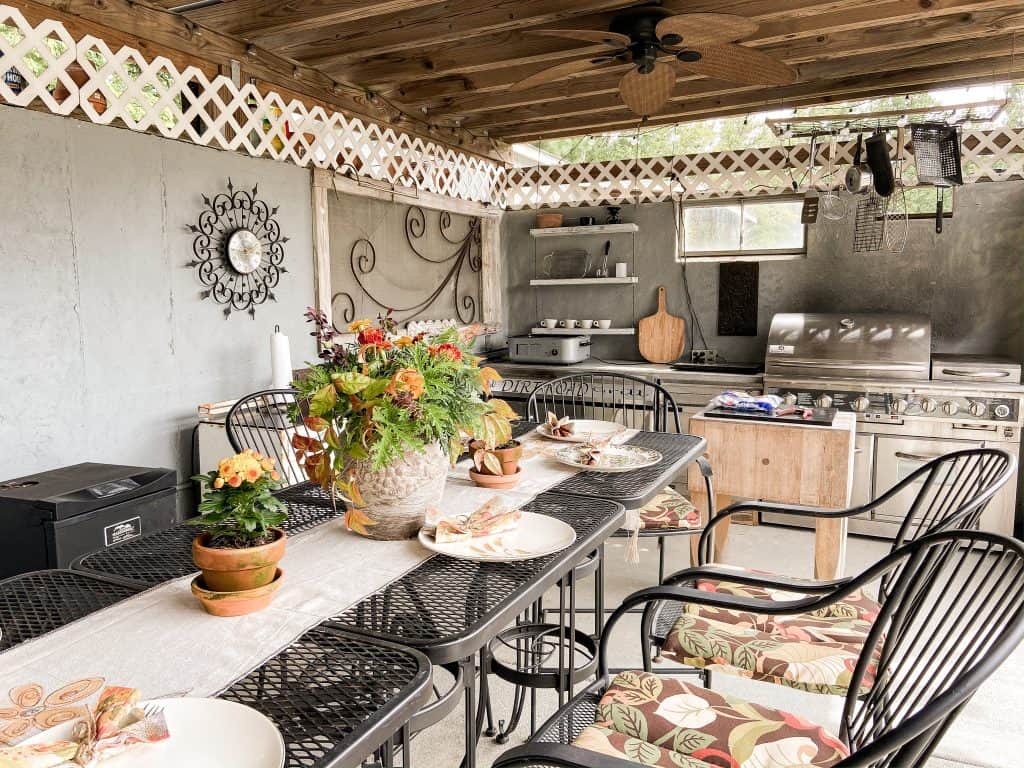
[[643, 447, 1015, 696], [527, 373, 713, 583], [493, 528, 1024, 768]]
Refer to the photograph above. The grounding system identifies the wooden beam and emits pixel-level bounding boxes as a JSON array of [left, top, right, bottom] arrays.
[[433, 6, 1024, 122], [342, 0, 1022, 93], [279, 0, 639, 67], [184, 0, 447, 44], [475, 35, 1021, 137], [502, 57, 1024, 141], [13, 0, 502, 160]]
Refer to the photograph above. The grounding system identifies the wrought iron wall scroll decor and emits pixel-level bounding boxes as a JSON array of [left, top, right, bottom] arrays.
[[186, 178, 289, 318], [332, 206, 481, 330]]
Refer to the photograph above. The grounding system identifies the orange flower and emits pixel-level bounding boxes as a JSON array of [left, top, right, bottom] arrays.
[[429, 343, 462, 361], [245, 467, 261, 482], [212, 477, 224, 489], [270, 470, 281, 481], [227, 474, 243, 488], [395, 335, 414, 348], [387, 367, 425, 400]]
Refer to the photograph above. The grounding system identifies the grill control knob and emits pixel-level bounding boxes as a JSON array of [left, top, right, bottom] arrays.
[[942, 401, 960, 416], [890, 398, 909, 415], [851, 396, 871, 412], [814, 394, 833, 408], [968, 401, 987, 418], [782, 393, 798, 406], [920, 398, 938, 414], [995, 404, 1011, 418]]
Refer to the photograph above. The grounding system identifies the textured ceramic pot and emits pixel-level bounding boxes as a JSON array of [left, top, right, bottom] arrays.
[[191, 568, 284, 617], [192, 528, 286, 592], [349, 442, 449, 540]]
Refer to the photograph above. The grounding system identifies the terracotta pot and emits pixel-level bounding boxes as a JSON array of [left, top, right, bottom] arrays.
[[348, 442, 449, 540], [469, 467, 522, 489], [470, 440, 523, 477], [191, 568, 284, 617], [536, 212, 564, 228], [192, 528, 286, 592]]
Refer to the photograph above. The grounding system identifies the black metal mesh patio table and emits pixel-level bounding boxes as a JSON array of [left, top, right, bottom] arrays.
[[0, 570, 139, 650], [71, 482, 343, 588], [220, 626, 432, 768], [326, 491, 624, 665]]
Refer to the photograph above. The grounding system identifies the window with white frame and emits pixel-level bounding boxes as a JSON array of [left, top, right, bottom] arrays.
[[675, 197, 807, 261]]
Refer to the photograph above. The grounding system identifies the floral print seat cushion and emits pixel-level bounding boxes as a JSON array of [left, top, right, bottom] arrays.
[[660, 608, 878, 696], [638, 486, 702, 530], [572, 670, 849, 768]]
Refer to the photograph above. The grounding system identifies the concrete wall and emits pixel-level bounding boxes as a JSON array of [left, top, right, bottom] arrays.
[[0, 106, 317, 506], [502, 182, 1024, 363]]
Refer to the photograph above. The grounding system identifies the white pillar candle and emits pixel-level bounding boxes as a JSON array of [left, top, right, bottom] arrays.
[[270, 325, 292, 388]]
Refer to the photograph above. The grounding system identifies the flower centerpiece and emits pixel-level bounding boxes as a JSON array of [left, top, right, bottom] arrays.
[[292, 308, 518, 540], [188, 449, 288, 616]]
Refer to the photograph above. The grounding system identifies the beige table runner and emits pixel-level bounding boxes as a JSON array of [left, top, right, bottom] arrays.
[[0, 429, 633, 745]]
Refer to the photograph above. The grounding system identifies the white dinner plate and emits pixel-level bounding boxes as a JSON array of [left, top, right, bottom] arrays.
[[418, 512, 577, 562], [535, 419, 625, 443], [23, 698, 285, 768], [551, 444, 662, 473]]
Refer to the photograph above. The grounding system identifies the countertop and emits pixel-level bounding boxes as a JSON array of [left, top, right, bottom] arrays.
[[488, 358, 765, 388]]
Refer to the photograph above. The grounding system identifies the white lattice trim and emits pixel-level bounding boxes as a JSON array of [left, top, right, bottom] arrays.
[[0, 5, 504, 205], [505, 131, 1024, 209]]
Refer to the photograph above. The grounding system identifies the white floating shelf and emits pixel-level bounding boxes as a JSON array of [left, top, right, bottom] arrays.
[[530, 223, 639, 238], [531, 327, 635, 336], [529, 277, 638, 286]]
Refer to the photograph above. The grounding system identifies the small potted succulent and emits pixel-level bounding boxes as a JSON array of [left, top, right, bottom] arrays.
[[189, 449, 287, 617]]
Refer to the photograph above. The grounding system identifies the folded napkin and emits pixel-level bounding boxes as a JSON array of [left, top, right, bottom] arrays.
[[0, 687, 169, 768], [424, 497, 522, 544]]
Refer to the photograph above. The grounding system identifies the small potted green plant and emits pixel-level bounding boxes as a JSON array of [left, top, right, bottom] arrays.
[[189, 449, 288, 617]]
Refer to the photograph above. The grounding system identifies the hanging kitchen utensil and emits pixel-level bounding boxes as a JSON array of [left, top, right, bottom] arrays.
[[821, 133, 849, 221], [801, 134, 820, 224], [853, 188, 888, 252], [883, 126, 909, 253], [845, 134, 874, 194], [638, 285, 686, 363], [596, 240, 611, 277], [911, 123, 964, 187], [935, 188, 946, 234], [865, 130, 895, 198]]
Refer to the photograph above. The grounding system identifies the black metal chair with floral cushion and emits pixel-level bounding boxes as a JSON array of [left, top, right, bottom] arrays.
[[642, 447, 1015, 696], [493, 529, 1024, 768], [527, 373, 712, 583]]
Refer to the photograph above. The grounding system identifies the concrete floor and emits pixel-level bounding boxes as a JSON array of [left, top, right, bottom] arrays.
[[408, 524, 1023, 768]]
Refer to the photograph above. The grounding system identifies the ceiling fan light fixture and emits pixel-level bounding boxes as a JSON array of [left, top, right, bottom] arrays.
[[661, 33, 683, 46], [676, 50, 701, 62]]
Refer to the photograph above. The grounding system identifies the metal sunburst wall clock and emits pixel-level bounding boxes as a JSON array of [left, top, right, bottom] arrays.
[[186, 178, 289, 318]]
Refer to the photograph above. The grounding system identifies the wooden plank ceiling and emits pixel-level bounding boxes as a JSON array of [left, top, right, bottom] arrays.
[[152, 0, 1024, 143]]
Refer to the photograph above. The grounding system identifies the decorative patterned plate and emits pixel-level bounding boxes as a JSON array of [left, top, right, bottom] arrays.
[[418, 512, 576, 562], [535, 419, 625, 443], [22, 698, 285, 768], [551, 444, 662, 473]]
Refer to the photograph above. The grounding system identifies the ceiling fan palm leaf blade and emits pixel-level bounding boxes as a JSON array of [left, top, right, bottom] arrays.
[[656, 13, 759, 46], [509, 57, 616, 91], [675, 44, 797, 86], [619, 61, 676, 117], [527, 29, 632, 48]]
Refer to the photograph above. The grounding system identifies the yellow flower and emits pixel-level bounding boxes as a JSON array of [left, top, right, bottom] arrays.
[[348, 318, 373, 333], [395, 335, 414, 348], [386, 367, 425, 400], [213, 477, 224, 489]]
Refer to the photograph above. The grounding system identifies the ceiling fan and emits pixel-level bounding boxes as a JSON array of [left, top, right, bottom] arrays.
[[509, 5, 797, 118]]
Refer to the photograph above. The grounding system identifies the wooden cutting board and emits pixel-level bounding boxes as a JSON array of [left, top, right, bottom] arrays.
[[638, 285, 686, 363]]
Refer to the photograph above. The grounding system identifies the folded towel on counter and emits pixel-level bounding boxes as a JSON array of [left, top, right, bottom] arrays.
[[711, 390, 784, 413], [424, 497, 522, 544]]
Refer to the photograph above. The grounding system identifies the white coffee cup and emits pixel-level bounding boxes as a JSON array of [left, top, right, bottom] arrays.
[[596, 319, 612, 329], [580, 319, 594, 329], [541, 318, 558, 329], [559, 319, 579, 328], [614, 262, 628, 278]]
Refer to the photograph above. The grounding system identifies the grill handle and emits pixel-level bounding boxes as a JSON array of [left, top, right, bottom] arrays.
[[768, 359, 927, 372], [894, 451, 945, 463], [939, 368, 1011, 380]]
